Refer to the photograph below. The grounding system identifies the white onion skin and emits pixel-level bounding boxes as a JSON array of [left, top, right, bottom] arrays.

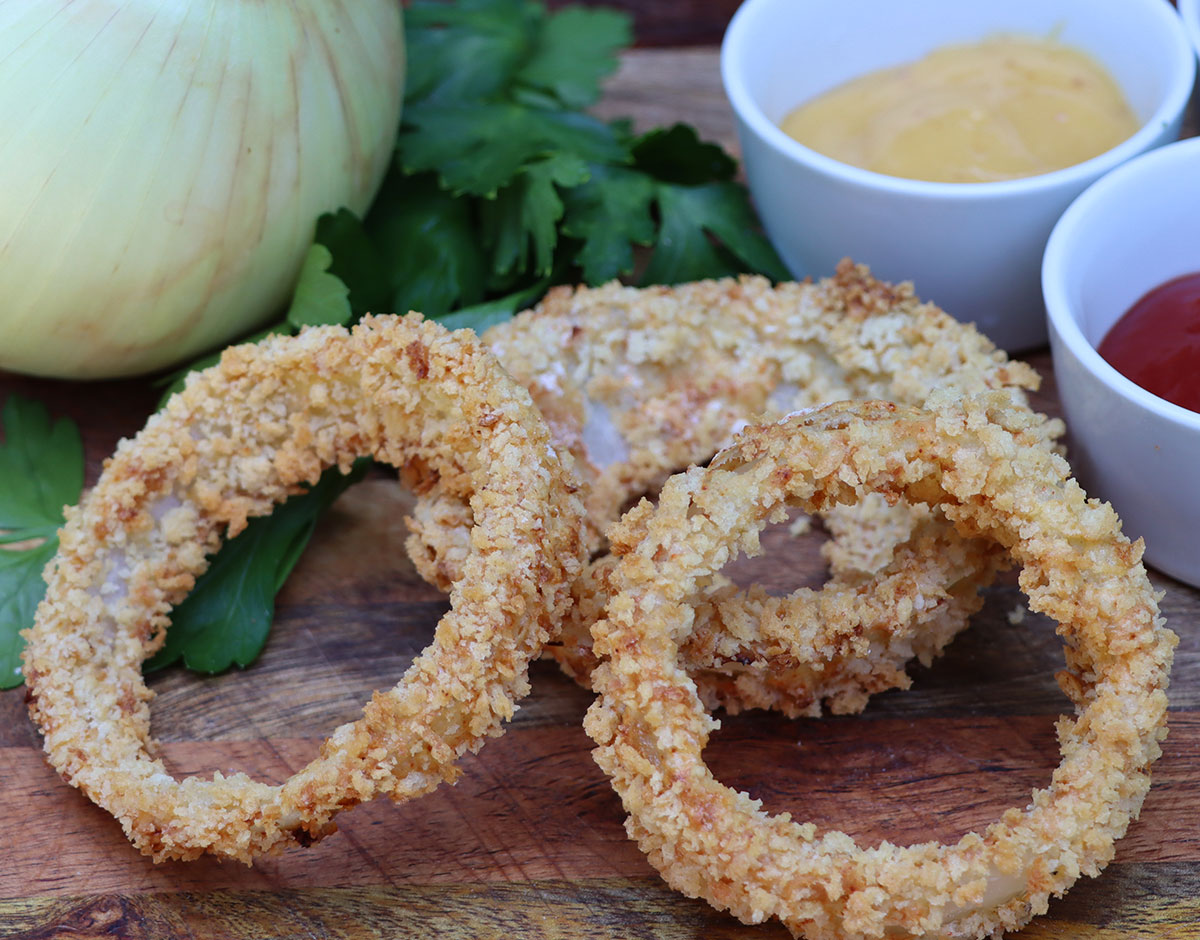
[[0, 0, 404, 379]]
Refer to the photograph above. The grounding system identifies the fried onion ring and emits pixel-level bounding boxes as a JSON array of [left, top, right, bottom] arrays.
[[584, 394, 1174, 939], [22, 316, 586, 863]]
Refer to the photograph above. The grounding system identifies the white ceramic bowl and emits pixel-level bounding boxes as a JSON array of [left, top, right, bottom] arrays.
[[1043, 136, 1200, 588], [1180, 0, 1200, 59], [722, 0, 1195, 352]]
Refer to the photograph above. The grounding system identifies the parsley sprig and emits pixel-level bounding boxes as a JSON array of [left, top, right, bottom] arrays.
[[317, 0, 787, 328]]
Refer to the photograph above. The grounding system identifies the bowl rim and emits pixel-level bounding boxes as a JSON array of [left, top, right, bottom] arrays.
[[1180, 0, 1200, 53], [1043, 135, 1200, 432], [720, 0, 1197, 200]]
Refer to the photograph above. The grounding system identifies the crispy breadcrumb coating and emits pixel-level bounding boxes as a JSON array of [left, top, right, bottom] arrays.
[[585, 394, 1174, 939], [22, 316, 586, 863]]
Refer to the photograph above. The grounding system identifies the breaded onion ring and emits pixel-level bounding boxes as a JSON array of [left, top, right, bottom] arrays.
[[22, 316, 586, 864], [584, 394, 1175, 939]]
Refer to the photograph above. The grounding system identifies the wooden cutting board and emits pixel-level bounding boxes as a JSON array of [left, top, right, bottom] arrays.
[[3, 49, 1199, 940]]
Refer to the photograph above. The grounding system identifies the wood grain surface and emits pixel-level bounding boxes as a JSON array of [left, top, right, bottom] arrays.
[[3, 43, 1200, 940]]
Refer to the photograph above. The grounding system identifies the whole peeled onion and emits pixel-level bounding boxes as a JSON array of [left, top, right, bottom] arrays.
[[0, 0, 404, 379]]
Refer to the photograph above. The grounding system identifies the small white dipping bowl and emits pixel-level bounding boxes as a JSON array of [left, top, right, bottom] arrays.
[[722, 0, 1195, 352], [1044, 137, 1200, 588]]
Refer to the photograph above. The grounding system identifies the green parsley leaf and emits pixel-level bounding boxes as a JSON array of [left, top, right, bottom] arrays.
[[632, 123, 737, 185], [561, 163, 657, 283], [367, 172, 489, 318], [641, 180, 791, 286], [393, 2, 782, 307], [146, 459, 369, 674], [436, 277, 553, 333], [400, 102, 626, 197], [0, 395, 84, 689], [315, 209, 391, 318], [517, 6, 631, 109], [405, 0, 538, 106], [0, 540, 57, 689], [285, 244, 354, 329], [406, 1, 627, 112], [0, 396, 83, 540], [481, 152, 591, 278]]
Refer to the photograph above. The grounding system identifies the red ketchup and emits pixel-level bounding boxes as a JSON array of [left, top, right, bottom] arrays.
[[1097, 272, 1200, 414]]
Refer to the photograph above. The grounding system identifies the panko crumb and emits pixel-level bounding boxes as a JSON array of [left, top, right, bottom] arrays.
[[787, 513, 813, 538]]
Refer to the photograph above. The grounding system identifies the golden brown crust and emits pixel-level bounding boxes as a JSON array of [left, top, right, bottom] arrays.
[[22, 316, 586, 863], [584, 394, 1174, 939]]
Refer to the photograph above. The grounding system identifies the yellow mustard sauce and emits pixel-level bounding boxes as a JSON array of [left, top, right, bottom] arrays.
[[779, 35, 1140, 183]]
